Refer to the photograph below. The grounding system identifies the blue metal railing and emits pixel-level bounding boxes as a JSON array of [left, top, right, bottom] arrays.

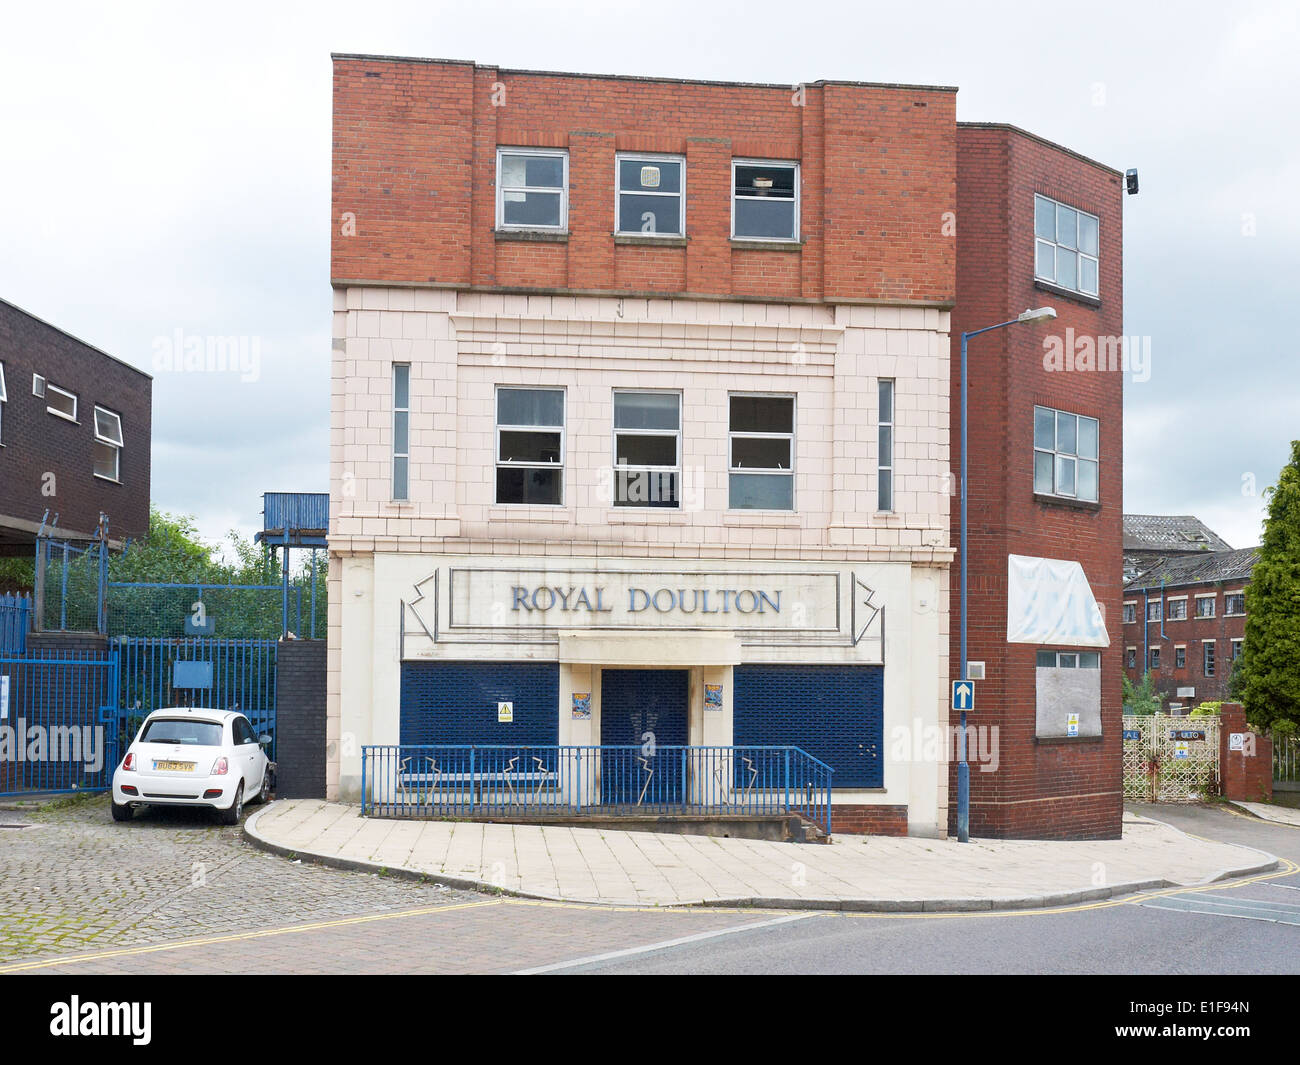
[[361, 744, 833, 836], [0, 594, 31, 654]]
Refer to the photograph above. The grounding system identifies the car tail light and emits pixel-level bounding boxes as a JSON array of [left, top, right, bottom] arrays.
[[212, 757, 229, 776], [122, 752, 135, 772]]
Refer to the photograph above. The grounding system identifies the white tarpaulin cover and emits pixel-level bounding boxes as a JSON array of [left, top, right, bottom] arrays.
[[1007, 554, 1109, 647]]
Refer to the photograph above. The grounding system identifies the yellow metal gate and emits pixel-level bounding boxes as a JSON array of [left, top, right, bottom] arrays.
[[1123, 714, 1220, 802]]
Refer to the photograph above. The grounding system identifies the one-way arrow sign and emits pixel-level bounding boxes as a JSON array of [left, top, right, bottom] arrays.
[[952, 680, 976, 712]]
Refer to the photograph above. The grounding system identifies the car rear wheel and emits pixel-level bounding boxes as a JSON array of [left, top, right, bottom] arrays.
[[111, 800, 133, 823], [219, 783, 244, 825], [257, 767, 272, 804]]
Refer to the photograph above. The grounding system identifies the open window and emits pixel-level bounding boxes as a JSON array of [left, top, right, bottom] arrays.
[[47, 382, 78, 422], [93, 405, 123, 481]]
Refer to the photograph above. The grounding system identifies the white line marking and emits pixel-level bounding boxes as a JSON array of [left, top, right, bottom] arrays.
[[513, 911, 821, 974]]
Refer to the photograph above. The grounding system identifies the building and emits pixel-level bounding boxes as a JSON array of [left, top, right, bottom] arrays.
[[1123, 513, 1231, 584], [1122, 545, 1257, 710], [949, 125, 1126, 839], [327, 54, 1124, 839], [0, 298, 152, 558]]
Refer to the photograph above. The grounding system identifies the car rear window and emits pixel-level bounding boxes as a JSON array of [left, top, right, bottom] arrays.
[[139, 719, 224, 746]]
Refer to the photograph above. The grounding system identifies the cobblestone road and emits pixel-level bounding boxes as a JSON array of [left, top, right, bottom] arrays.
[[0, 793, 477, 964]]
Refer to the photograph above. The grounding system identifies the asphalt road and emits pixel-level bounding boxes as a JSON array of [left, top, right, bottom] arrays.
[[5, 798, 1298, 976], [557, 803, 1300, 974]]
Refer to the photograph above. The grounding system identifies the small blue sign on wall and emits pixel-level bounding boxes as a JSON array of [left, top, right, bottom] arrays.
[[173, 660, 213, 689]]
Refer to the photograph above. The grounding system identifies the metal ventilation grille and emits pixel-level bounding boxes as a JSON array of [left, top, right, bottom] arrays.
[[399, 662, 559, 746], [733, 665, 884, 787]]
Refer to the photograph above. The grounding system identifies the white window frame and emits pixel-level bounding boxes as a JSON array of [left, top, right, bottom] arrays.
[[46, 382, 78, 422], [1149, 646, 1161, 669], [495, 385, 566, 506], [731, 158, 801, 242], [1165, 595, 1187, 621], [495, 147, 569, 232], [1122, 601, 1137, 624], [1146, 600, 1162, 622], [878, 379, 895, 512], [92, 405, 123, 482], [392, 364, 410, 501], [727, 391, 796, 512], [1126, 646, 1137, 668], [1174, 644, 1186, 669], [1194, 594, 1216, 618], [1203, 640, 1216, 677], [1224, 591, 1246, 616], [611, 389, 682, 509], [1231, 638, 1244, 661], [0, 361, 6, 445], [1033, 405, 1099, 502], [1037, 650, 1101, 669], [614, 153, 685, 238], [1034, 193, 1100, 297]]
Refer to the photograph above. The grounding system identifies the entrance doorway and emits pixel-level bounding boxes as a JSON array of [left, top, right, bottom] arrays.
[[599, 669, 689, 806]]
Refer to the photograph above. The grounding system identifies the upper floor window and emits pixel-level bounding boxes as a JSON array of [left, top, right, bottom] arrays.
[[1195, 595, 1216, 618], [1225, 593, 1246, 616], [728, 394, 794, 510], [392, 364, 410, 501], [732, 160, 799, 241], [616, 155, 684, 237], [0, 361, 6, 444], [1166, 598, 1187, 621], [877, 380, 895, 512], [46, 382, 78, 422], [496, 387, 564, 505], [496, 148, 568, 231], [1203, 641, 1216, 677], [612, 391, 681, 508], [1122, 602, 1137, 624], [1034, 194, 1099, 297], [1034, 405, 1099, 502], [92, 406, 123, 482], [1147, 600, 1162, 622]]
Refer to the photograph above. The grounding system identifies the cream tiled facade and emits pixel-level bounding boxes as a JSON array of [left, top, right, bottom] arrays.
[[328, 286, 954, 835]]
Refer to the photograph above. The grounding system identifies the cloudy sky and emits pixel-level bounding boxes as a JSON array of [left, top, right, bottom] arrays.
[[1, 0, 1294, 552]]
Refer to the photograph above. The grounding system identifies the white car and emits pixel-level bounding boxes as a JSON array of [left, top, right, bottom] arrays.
[[112, 708, 274, 824]]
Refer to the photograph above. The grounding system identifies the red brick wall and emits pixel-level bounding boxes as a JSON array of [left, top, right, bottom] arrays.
[[331, 56, 956, 305], [1218, 703, 1272, 802], [833, 804, 909, 836], [1122, 582, 1247, 705], [948, 125, 1125, 840]]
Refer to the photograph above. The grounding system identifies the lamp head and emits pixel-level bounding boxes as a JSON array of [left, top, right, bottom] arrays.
[[1017, 307, 1057, 323]]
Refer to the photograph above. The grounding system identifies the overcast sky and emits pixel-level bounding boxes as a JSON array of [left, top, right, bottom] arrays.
[[1, 0, 1294, 552]]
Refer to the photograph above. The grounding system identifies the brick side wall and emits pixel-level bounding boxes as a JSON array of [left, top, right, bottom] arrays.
[[833, 803, 908, 836], [274, 639, 327, 799], [0, 299, 151, 546], [331, 56, 957, 305], [948, 125, 1125, 840]]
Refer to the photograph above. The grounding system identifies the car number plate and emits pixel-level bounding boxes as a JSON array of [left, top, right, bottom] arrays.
[[154, 760, 195, 772]]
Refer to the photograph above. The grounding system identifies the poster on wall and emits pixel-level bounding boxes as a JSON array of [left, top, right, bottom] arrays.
[[704, 684, 723, 711], [572, 692, 591, 720]]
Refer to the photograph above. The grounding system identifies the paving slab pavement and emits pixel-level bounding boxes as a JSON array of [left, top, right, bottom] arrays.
[[245, 800, 1280, 913], [1230, 800, 1300, 828]]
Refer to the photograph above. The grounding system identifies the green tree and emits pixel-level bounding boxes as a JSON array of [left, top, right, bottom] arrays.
[[1240, 439, 1300, 731], [1122, 670, 1162, 715]]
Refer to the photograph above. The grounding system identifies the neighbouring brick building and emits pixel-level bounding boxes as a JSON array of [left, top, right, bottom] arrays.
[[328, 54, 1125, 839], [0, 298, 152, 556], [949, 125, 1126, 839], [1123, 545, 1257, 711]]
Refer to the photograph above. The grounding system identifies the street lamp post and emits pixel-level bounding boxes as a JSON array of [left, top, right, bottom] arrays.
[[957, 306, 1057, 843]]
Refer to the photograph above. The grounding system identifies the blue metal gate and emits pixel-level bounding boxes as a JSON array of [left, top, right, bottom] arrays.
[[599, 669, 689, 805], [113, 638, 278, 758], [0, 650, 120, 796]]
